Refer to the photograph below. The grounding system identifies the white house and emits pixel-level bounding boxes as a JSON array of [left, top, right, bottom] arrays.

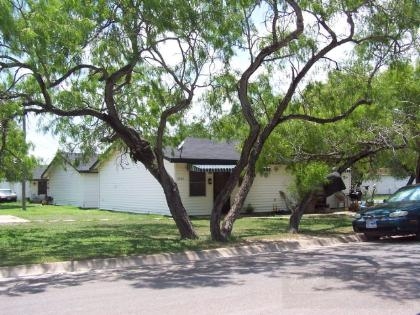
[[41, 138, 350, 214], [42, 152, 100, 208], [98, 138, 296, 216]]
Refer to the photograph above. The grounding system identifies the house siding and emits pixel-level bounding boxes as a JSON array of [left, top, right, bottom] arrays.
[[175, 164, 294, 216], [99, 152, 171, 215], [243, 165, 294, 213], [81, 173, 99, 208], [98, 151, 296, 216], [362, 175, 410, 195], [175, 163, 214, 216], [47, 164, 83, 207]]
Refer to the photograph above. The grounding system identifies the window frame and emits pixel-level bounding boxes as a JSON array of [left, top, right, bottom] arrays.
[[189, 171, 206, 197], [38, 180, 48, 195]]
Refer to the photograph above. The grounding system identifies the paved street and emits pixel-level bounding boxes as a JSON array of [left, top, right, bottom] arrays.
[[1, 238, 420, 315]]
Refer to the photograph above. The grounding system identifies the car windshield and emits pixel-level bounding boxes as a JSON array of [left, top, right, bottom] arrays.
[[388, 186, 420, 202], [0, 189, 12, 194]]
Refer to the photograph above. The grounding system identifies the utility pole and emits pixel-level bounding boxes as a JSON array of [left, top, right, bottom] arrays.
[[21, 112, 26, 211]]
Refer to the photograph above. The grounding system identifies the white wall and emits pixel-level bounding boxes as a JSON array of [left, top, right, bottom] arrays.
[[28, 181, 39, 199], [99, 153, 296, 216], [243, 165, 294, 213], [175, 164, 295, 215], [45, 161, 99, 208], [47, 164, 83, 207], [81, 173, 99, 208], [362, 175, 410, 195], [99, 152, 171, 215], [175, 163, 214, 216]]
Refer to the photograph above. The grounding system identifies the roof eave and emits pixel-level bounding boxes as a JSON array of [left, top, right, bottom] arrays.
[[164, 157, 238, 165]]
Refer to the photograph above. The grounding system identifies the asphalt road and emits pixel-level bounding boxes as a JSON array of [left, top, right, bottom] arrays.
[[1, 238, 420, 315]]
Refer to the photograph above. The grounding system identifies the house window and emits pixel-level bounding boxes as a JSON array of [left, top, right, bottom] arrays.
[[38, 180, 47, 195], [189, 171, 206, 196]]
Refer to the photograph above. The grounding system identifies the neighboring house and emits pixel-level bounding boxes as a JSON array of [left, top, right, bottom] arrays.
[[42, 152, 99, 208], [0, 165, 48, 202], [98, 137, 295, 216], [361, 169, 411, 195]]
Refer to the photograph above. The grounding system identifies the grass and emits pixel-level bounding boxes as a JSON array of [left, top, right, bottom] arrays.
[[0, 202, 354, 267]]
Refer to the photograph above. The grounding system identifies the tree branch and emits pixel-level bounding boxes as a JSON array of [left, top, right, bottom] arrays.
[[49, 64, 106, 88], [279, 98, 372, 124]]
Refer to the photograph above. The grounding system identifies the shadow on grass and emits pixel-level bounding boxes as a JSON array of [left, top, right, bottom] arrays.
[[0, 223, 179, 265], [1, 237, 420, 305], [234, 215, 353, 238], [0, 214, 353, 267], [0, 203, 37, 211]]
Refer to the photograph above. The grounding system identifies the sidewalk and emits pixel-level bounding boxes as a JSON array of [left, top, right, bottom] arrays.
[[0, 234, 363, 280]]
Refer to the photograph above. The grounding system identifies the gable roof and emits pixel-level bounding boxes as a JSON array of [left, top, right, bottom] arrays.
[[164, 137, 240, 164], [62, 152, 100, 172], [42, 152, 99, 178]]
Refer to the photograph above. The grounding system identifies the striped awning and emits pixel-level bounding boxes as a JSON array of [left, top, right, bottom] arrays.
[[189, 164, 236, 173]]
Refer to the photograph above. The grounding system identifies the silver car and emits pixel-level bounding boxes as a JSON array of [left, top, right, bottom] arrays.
[[0, 189, 17, 202]]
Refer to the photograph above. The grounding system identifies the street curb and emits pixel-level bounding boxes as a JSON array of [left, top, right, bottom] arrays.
[[0, 234, 363, 280]]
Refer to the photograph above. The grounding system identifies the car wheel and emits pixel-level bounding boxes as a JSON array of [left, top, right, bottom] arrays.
[[364, 233, 380, 241]]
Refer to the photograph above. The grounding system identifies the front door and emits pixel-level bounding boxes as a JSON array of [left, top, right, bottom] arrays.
[[213, 172, 231, 214]]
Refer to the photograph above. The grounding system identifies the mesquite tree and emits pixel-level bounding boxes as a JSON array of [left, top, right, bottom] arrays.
[[0, 0, 242, 239], [208, 0, 418, 241], [277, 63, 418, 232]]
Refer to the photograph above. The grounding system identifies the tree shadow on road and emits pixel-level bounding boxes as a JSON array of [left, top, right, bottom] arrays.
[[1, 237, 419, 303]]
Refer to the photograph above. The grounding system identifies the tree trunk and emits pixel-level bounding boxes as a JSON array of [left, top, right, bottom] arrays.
[[288, 192, 317, 233], [210, 129, 262, 241], [288, 172, 347, 232], [210, 173, 241, 241], [160, 172, 198, 239], [210, 137, 262, 241], [221, 167, 257, 239], [416, 154, 420, 184], [407, 174, 415, 186], [125, 130, 198, 239]]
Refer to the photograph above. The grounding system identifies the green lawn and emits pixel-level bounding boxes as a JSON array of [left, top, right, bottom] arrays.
[[0, 203, 354, 267]]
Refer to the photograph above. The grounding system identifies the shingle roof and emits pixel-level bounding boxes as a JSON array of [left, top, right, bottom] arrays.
[[32, 165, 48, 180], [164, 137, 240, 164]]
